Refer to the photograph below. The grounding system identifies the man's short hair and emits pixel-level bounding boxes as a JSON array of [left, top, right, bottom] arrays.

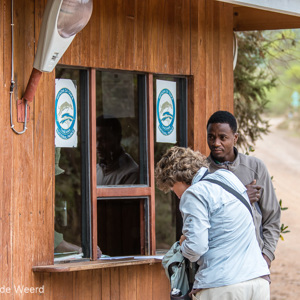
[[206, 111, 237, 133], [155, 146, 209, 193], [96, 115, 122, 139]]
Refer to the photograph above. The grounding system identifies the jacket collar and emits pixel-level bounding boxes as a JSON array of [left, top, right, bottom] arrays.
[[192, 167, 209, 185], [208, 147, 240, 172]]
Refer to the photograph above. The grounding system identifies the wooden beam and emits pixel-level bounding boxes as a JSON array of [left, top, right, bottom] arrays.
[[216, 0, 300, 17], [147, 73, 156, 254], [96, 187, 151, 198], [33, 258, 162, 273], [233, 6, 300, 31]]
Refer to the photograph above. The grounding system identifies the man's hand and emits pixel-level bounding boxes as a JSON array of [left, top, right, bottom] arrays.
[[246, 179, 262, 205], [179, 235, 186, 245], [263, 253, 271, 268]]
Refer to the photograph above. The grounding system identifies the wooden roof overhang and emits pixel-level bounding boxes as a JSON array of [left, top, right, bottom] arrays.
[[216, 0, 300, 31]]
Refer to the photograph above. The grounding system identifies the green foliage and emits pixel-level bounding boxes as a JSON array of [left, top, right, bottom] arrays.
[[280, 223, 290, 241], [279, 199, 288, 211], [278, 193, 290, 241], [263, 29, 300, 115], [234, 31, 276, 151], [234, 29, 300, 149]]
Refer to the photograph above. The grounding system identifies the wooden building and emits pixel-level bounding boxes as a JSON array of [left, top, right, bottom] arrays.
[[0, 0, 299, 299]]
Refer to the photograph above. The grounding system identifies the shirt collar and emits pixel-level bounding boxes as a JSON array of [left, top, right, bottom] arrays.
[[192, 167, 209, 185], [211, 147, 238, 166]]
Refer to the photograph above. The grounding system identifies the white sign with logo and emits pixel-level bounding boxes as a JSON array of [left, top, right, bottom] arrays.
[[156, 80, 177, 143], [55, 79, 78, 147]]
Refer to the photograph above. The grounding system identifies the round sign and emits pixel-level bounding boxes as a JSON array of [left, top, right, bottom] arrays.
[[55, 88, 76, 140], [157, 88, 176, 136]]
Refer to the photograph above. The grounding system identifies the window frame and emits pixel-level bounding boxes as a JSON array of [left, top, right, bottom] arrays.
[[90, 71, 156, 260], [54, 67, 189, 262], [54, 66, 92, 259], [54, 69, 187, 260]]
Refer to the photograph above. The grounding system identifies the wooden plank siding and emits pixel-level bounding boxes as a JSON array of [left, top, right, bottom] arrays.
[[189, 0, 234, 153], [60, 0, 191, 75], [0, 0, 235, 299], [42, 264, 169, 300], [1, 0, 14, 295]]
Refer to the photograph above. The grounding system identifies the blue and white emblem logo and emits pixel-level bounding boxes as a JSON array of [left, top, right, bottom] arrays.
[[157, 88, 176, 136], [55, 87, 76, 140]]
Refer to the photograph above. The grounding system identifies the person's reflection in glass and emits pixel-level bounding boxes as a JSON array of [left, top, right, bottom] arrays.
[[96, 115, 139, 185], [55, 147, 102, 258]]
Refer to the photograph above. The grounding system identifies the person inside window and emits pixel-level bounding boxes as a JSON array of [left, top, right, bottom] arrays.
[[96, 115, 139, 185]]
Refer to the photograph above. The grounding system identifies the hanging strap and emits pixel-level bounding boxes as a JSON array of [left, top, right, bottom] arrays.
[[202, 178, 253, 218]]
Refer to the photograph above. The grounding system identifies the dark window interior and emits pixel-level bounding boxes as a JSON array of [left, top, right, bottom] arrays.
[[97, 198, 144, 256]]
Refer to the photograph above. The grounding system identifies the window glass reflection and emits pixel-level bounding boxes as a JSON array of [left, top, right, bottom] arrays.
[[96, 71, 147, 186], [54, 68, 82, 256], [154, 76, 187, 251], [96, 115, 139, 185]]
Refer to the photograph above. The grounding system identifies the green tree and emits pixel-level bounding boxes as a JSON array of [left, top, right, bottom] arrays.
[[234, 30, 300, 149], [234, 31, 297, 239], [234, 31, 277, 151], [264, 29, 300, 131]]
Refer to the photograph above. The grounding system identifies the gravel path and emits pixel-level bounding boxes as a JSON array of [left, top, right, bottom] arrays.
[[252, 117, 300, 300]]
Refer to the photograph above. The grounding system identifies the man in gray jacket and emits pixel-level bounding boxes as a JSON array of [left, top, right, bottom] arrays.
[[206, 110, 281, 270]]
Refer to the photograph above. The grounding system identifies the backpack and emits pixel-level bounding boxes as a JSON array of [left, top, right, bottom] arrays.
[[162, 241, 193, 300]]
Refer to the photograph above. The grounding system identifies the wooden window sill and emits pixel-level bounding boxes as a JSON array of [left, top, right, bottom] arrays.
[[32, 256, 163, 273]]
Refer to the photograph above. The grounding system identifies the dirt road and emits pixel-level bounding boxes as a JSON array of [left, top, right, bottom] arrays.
[[252, 118, 300, 300]]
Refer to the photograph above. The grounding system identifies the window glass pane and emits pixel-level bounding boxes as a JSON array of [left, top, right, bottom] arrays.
[[54, 68, 84, 257], [95, 71, 147, 186], [97, 198, 148, 256], [154, 76, 187, 251]]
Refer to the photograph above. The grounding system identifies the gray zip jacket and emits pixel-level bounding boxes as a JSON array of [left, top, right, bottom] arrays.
[[207, 148, 281, 261]]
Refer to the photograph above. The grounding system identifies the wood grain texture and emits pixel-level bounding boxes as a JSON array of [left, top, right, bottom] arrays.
[[33, 258, 162, 272], [0, 0, 237, 299], [96, 186, 151, 198], [147, 73, 156, 254], [61, 0, 191, 75], [0, 0, 13, 293], [190, 0, 208, 153], [220, 3, 234, 112], [234, 6, 300, 31], [189, 0, 234, 155]]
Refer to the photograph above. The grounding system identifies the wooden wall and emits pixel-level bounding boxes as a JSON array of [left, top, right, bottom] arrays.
[[189, 0, 234, 153], [60, 0, 234, 154], [0, 0, 234, 299], [44, 264, 169, 300]]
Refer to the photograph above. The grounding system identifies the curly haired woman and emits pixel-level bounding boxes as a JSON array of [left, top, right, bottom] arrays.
[[155, 146, 270, 300]]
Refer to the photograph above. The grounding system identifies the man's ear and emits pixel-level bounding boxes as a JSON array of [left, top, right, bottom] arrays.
[[234, 133, 239, 145]]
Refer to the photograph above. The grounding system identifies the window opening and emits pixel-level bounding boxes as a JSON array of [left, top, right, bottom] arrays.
[[95, 70, 147, 186], [54, 67, 91, 259], [153, 75, 187, 251]]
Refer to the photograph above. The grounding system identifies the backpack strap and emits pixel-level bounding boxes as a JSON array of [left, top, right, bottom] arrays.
[[202, 178, 253, 218], [167, 259, 185, 277]]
